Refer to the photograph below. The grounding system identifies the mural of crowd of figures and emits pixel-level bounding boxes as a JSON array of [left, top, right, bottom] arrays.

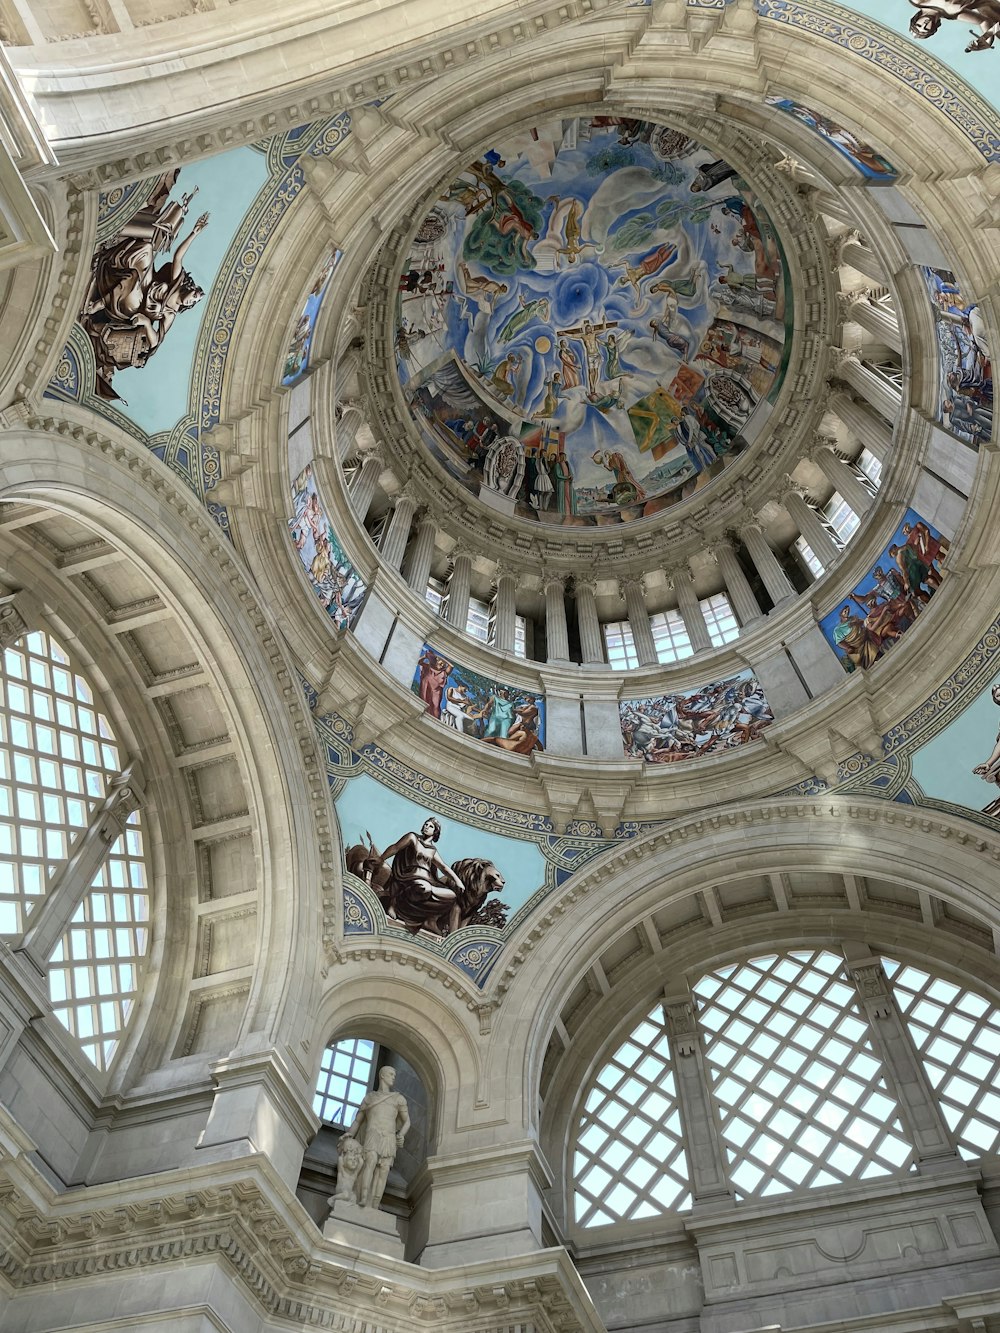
[[282, 248, 342, 386], [819, 509, 948, 673], [412, 645, 545, 754], [395, 115, 791, 527], [338, 773, 548, 937], [620, 670, 774, 763], [290, 464, 367, 629], [763, 96, 898, 179], [921, 266, 993, 448]]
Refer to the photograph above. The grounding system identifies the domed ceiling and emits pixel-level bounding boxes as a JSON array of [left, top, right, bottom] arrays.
[[394, 114, 792, 528]]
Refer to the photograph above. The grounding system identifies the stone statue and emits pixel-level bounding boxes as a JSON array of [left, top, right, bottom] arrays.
[[339, 1067, 411, 1209], [483, 434, 525, 497], [331, 1132, 364, 1202]]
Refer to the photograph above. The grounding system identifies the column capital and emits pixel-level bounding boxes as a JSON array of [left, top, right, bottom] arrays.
[[0, 595, 31, 649], [738, 518, 765, 540], [707, 534, 736, 560], [779, 475, 807, 501], [664, 999, 698, 1058], [826, 228, 862, 268], [662, 559, 692, 587], [828, 346, 857, 372], [491, 560, 519, 589], [836, 286, 876, 314], [574, 576, 599, 599], [618, 574, 646, 599], [541, 568, 569, 592]]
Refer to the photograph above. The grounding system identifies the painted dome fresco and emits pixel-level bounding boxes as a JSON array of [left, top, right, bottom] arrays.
[[394, 115, 792, 528]]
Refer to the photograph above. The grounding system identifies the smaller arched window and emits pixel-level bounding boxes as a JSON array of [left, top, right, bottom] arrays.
[[0, 626, 151, 1072]]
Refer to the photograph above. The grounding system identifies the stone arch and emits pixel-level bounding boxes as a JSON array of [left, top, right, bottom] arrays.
[[0, 414, 331, 1087]]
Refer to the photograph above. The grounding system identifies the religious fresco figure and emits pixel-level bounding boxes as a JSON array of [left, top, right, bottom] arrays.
[[395, 116, 789, 526], [79, 172, 211, 400]]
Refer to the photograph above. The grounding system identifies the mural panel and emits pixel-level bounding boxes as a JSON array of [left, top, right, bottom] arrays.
[[910, 675, 1000, 819], [395, 115, 791, 526], [412, 646, 545, 754], [819, 509, 949, 673], [46, 114, 353, 520], [336, 773, 544, 937], [283, 247, 342, 386], [620, 670, 774, 762], [763, 96, 898, 179], [290, 464, 367, 629], [921, 266, 993, 447]]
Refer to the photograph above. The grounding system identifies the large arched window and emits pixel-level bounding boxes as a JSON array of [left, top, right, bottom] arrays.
[[695, 950, 913, 1198], [570, 945, 1000, 1229], [0, 626, 151, 1072]]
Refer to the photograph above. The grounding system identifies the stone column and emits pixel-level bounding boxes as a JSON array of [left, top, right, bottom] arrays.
[[710, 539, 761, 627], [838, 234, 885, 284], [492, 565, 518, 654], [402, 511, 436, 593], [840, 292, 902, 353], [335, 400, 365, 458], [575, 579, 605, 665], [544, 572, 570, 663], [740, 521, 796, 606], [844, 945, 960, 1168], [667, 562, 713, 653], [379, 494, 418, 570], [620, 577, 658, 667], [780, 483, 841, 567], [812, 191, 852, 225], [827, 389, 893, 462], [348, 450, 383, 520], [664, 995, 733, 1205], [811, 441, 875, 515], [443, 552, 473, 629], [833, 352, 902, 423]]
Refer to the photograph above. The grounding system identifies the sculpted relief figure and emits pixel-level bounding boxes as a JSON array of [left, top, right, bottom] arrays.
[[338, 1067, 410, 1210], [79, 171, 211, 400]]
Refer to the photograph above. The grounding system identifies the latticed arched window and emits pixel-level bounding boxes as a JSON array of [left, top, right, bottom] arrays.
[[695, 950, 914, 1197], [572, 1005, 692, 1227], [0, 630, 121, 934], [0, 625, 150, 1072], [883, 957, 1000, 1161]]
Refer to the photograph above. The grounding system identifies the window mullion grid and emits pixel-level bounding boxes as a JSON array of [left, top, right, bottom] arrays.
[[696, 950, 915, 1199], [16, 764, 144, 976], [573, 1008, 692, 1226], [881, 957, 998, 1161]]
